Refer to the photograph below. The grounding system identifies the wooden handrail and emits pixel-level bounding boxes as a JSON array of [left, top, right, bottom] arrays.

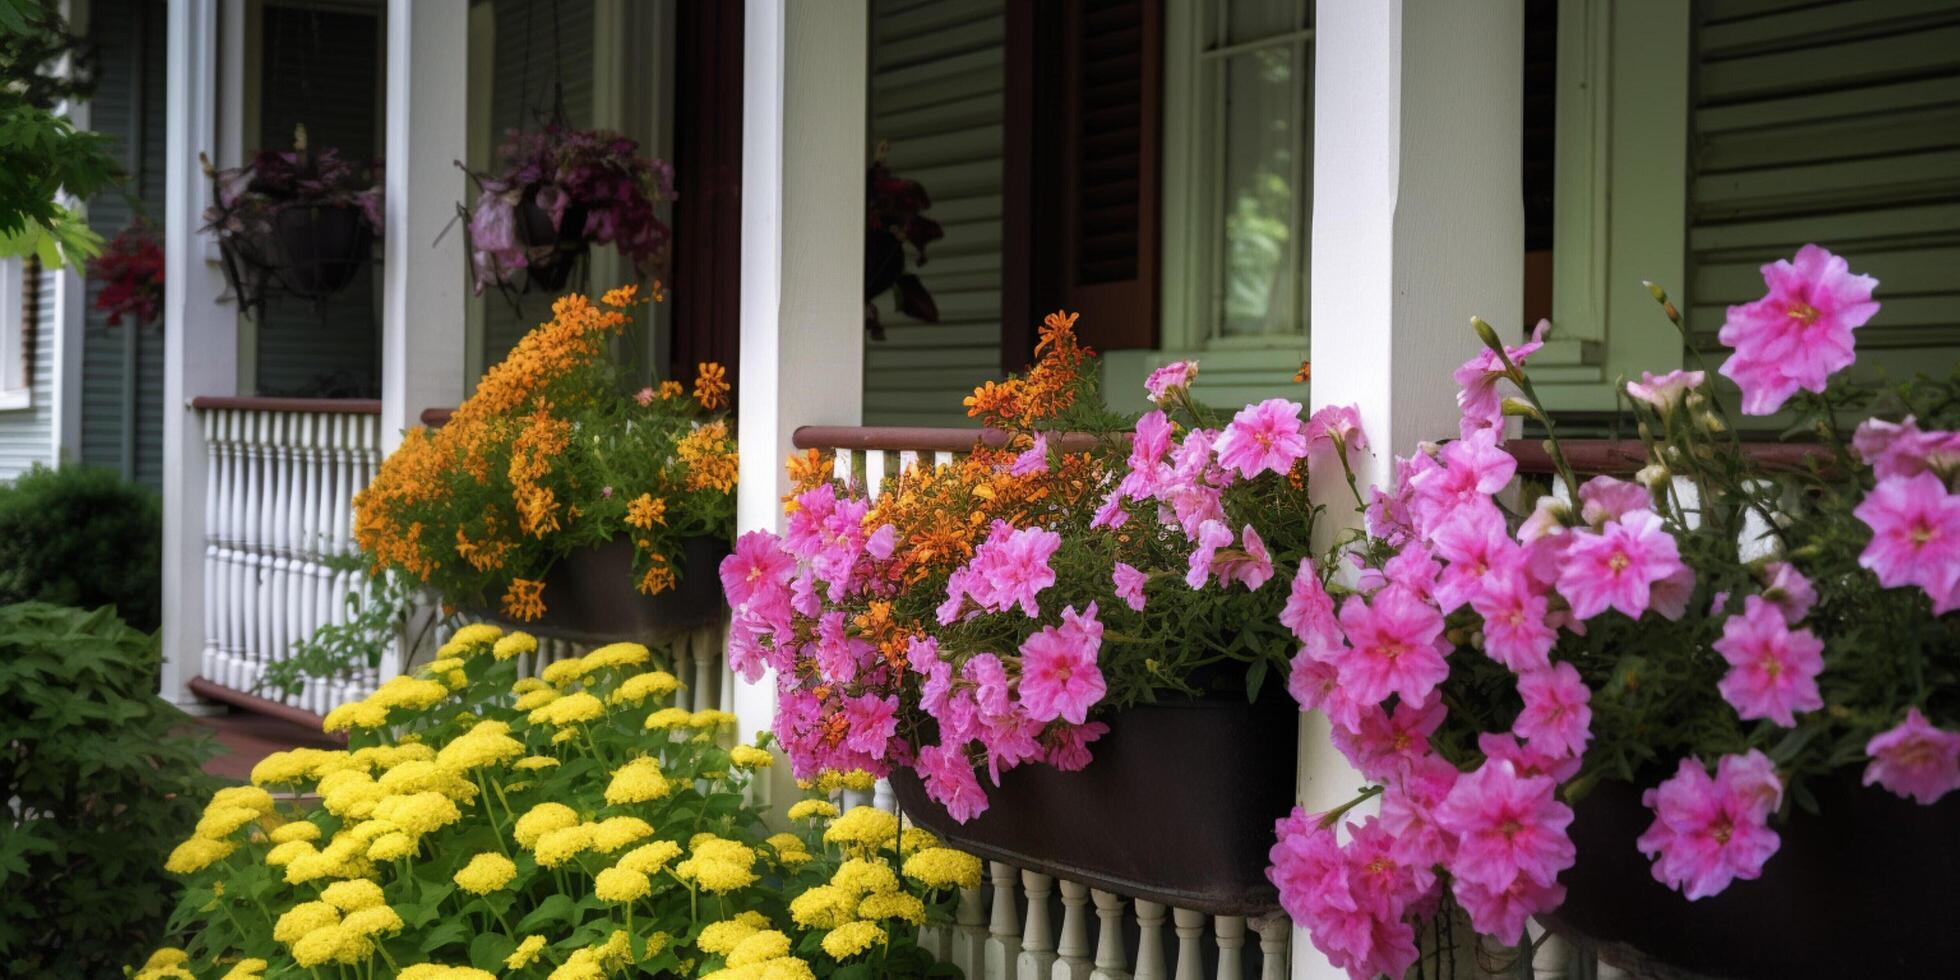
[[190, 395, 382, 415], [421, 407, 454, 427], [1506, 438, 1828, 476], [791, 425, 1106, 454]]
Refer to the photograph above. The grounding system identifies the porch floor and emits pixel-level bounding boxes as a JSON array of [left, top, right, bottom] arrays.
[[189, 710, 342, 783]]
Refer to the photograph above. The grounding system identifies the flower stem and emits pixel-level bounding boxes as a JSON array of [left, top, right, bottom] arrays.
[[1315, 785, 1385, 830]]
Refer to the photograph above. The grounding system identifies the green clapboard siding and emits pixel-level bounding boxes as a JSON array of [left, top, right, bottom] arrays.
[[863, 0, 1005, 428], [1689, 0, 1960, 404]]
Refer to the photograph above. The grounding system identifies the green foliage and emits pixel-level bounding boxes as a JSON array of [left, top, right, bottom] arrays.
[[0, 0, 116, 267], [0, 464, 162, 631], [0, 602, 216, 979]]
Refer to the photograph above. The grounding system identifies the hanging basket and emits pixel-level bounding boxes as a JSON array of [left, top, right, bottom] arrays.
[[516, 188, 589, 293], [271, 204, 374, 300], [468, 536, 729, 644], [1542, 773, 1960, 979], [890, 688, 1298, 917]]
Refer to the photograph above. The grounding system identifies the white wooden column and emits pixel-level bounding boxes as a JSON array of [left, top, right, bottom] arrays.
[[733, 0, 867, 802], [380, 0, 468, 455], [160, 0, 233, 712], [1300, 2, 1522, 977]]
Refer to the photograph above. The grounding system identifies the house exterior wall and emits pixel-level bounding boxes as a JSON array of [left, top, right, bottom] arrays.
[[0, 266, 59, 481]]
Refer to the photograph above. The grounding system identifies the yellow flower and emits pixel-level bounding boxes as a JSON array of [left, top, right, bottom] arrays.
[[820, 921, 885, 960], [494, 631, 538, 660], [270, 820, 322, 844], [590, 815, 655, 853], [209, 785, 276, 814], [371, 792, 463, 835], [164, 836, 235, 874], [626, 494, 668, 529], [368, 676, 451, 711], [449, 623, 504, 648], [902, 847, 983, 890], [675, 838, 757, 893], [321, 878, 385, 911], [513, 687, 560, 712], [899, 827, 940, 855], [366, 831, 417, 862], [513, 755, 560, 771], [858, 890, 926, 925], [696, 916, 760, 955], [787, 884, 855, 930], [507, 935, 548, 969], [273, 901, 341, 944], [540, 656, 594, 686], [616, 839, 683, 874], [533, 824, 594, 867], [786, 799, 839, 822], [193, 805, 260, 840], [219, 957, 270, 980], [729, 745, 774, 771], [530, 691, 606, 726], [594, 866, 651, 903], [322, 699, 390, 732], [644, 707, 692, 730], [728, 930, 792, 967], [831, 857, 900, 897], [605, 757, 672, 804], [585, 642, 651, 670], [341, 904, 404, 937], [435, 728, 524, 772], [399, 967, 496, 980], [514, 805, 579, 852], [136, 947, 189, 973], [694, 361, 730, 410], [290, 925, 354, 967], [823, 806, 898, 849], [265, 839, 316, 867], [454, 852, 518, 894], [609, 670, 681, 706]]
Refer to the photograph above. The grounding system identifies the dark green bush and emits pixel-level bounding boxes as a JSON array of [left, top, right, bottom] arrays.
[[0, 464, 162, 631], [0, 602, 215, 979]]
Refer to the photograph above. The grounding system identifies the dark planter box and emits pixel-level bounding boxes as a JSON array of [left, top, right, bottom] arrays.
[[517, 189, 588, 292], [891, 691, 1299, 916], [272, 204, 372, 298], [1544, 773, 1960, 979], [471, 535, 730, 644]]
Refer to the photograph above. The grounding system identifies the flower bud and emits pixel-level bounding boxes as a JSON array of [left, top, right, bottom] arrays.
[[1471, 316, 1503, 352], [1500, 397, 1543, 420], [1637, 422, 1653, 443], [1702, 412, 1727, 435], [1636, 463, 1671, 490]]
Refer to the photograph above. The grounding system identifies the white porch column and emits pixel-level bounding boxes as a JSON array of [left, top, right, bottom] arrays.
[[1301, 2, 1522, 977], [734, 0, 868, 798], [380, 0, 468, 456], [160, 0, 232, 711]]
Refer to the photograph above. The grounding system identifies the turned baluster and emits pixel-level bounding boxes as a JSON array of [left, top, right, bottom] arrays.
[[1088, 890, 1131, 980], [951, 885, 988, 980], [1017, 870, 1057, 980], [1253, 915, 1289, 980], [1213, 915, 1245, 980], [1132, 900, 1167, 980], [201, 409, 222, 679], [985, 861, 1023, 977], [1171, 908, 1205, 980], [1052, 879, 1094, 980]]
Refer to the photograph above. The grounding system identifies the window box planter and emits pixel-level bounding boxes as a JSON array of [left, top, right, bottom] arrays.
[[467, 535, 730, 644]]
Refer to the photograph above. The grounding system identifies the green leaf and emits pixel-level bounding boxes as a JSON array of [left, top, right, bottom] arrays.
[[468, 932, 516, 971], [1245, 654, 1269, 702], [417, 919, 473, 955], [515, 893, 577, 932]]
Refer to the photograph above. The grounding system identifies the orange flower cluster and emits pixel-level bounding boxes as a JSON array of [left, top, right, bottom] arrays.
[[963, 310, 1092, 425], [676, 421, 740, 494]]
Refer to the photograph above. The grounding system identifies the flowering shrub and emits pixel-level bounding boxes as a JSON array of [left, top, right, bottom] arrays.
[[466, 124, 676, 292], [722, 312, 1349, 821], [355, 286, 735, 622], [1264, 245, 1960, 978], [87, 218, 164, 327], [138, 623, 979, 979]]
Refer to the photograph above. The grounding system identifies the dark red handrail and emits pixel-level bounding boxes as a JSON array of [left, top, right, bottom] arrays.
[[190, 395, 381, 415]]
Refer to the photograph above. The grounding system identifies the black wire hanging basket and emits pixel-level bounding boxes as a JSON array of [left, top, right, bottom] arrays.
[[201, 127, 383, 319]]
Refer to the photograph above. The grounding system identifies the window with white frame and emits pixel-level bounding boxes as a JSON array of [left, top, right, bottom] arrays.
[[1187, 0, 1313, 344], [0, 257, 30, 409]]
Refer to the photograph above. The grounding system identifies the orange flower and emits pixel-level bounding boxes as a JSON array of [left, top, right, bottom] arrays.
[[693, 361, 730, 410], [784, 449, 833, 495], [626, 494, 667, 529], [677, 421, 739, 494], [502, 578, 547, 621], [1294, 360, 1311, 383], [637, 555, 677, 596], [659, 380, 684, 400]]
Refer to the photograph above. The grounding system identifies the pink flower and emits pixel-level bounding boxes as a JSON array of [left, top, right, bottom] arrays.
[[1556, 509, 1688, 620], [1409, 430, 1518, 535], [1333, 586, 1451, 708], [1759, 561, 1815, 624], [1215, 398, 1309, 480], [1863, 708, 1960, 805], [1380, 755, 1460, 872], [720, 530, 797, 611], [1713, 596, 1825, 727], [1009, 432, 1049, 476], [1089, 490, 1129, 530], [1470, 569, 1555, 673], [1717, 244, 1879, 415], [1853, 416, 1960, 481], [1144, 360, 1198, 403], [1304, 404, 1368, 467], [1434, 759, 1576, 893], [1431, 502, 1521, 613], [1365, 454, 1432, 548], [916, 741, 989, 823], [1333, 699, 1446, 783], [1454, 319, 1549, 438], [842, 693, 900, 757], [1266, 811, 1422, 980], [1111, 561, 1148, 612], [1512, 662, 1593, 758], [1636, 753, 1782, 900], [864, 523, 896, 561], [1577, 476, 1651, 527], [1281, 562, 1342, 657], [954, 522, 1063, 619], [1041, 721, 1109, 772], [1478, 731, 1581, 783], [1016, 603, 1105, 725], [1285, 651, 1365, 732], [1453, 873, 1567, 946], [1854, 472, 1960, 613], [1213, 525, 1275, 591], [1184, 519, 1234, 589], [1624, 369, 1705, 415]]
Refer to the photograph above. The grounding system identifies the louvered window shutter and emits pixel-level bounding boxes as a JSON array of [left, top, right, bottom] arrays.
[[1058, 0, 1162, 351], [670, 0, 743, 405]]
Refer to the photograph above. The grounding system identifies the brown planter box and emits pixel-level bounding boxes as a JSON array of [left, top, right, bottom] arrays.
[[470, 535, 730, 644], [1544, 773, 1960, 979], [891, 692, 1298, 917]]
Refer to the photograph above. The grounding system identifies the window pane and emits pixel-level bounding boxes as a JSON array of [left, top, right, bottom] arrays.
[[1227, 0, 1298, 45], [1217, 47, 1299, 337]]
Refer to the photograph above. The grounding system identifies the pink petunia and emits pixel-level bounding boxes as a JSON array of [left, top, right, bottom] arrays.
[[1862, 708, 1960, 805], [1380, 754, 1460, 873], [1333, 586, 1452, 708], [1213, 525, 1275, 591], [1852, 416, 1960, 482], [1714, 596, 1825, 727], [1759, 561, 1816, 624], [1041, 720, 1109, 772], [1477, 731, 1581, 784], [842, 693, 900, 757], [1304, 403, 1369, 467], [864, 523, 897, 561], [1452, 873, 1567, 947], [1434, 758, 1576, 893], [1454, 319, 1549, 438], [1016, 603, 1105, 725], [1577, 476, 1652, 528], [1281, 561, 1342, 658], [1111, 561, 1148, 612], [1285, 650, 1365, 732], [915, 741, 989, 823], [1431, 501, 1522, 613], [1144, 359, 1198, 404], [1184, 519, 1234, 589], [1636, 753, 1782, 900], [1624, 369, 1706, 416], [1333, 699, 1447, 783], [1215, 398, 1309, 480], [953, 521, 1063, 619], [1717, 244, 1880, 415], [1512, 662, 1593, 759], [1009, 432, 1050, 476], [1409, 429, 1518, 535], [1854, 472, 1960, 613], [719, 530, 797, 612], [1556, 509, 1689, 621], [1470, 568, 1556, 673]]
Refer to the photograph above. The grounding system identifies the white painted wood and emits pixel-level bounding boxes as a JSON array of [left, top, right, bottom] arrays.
[[1089, 889, 1131, 980], [1053, 879, 1093, 980], [1253, 916, 1289, 980], [1172, 908, 1206, 980], [733, 0, 868, 809], [1300, 3, 1522, 975], [986, 861, 1024, 977], [1017, 870, 1058, 980], [1133, 900, 1167, 980], [380, 0, 467, 458], [952, 885, 989, 980], [865, 448, 888, 499], [1213, 916, 1245, 980]]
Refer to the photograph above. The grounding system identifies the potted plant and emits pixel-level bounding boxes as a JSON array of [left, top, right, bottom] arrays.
[[354, 284, 736, 642], [863, 144, 942, 340], [201, 126, 383, 315], [86, 217, 164, 328], [463, 124, 675, 296], [722, 313, 1363, 914], [1264, 246, 1960, 979]]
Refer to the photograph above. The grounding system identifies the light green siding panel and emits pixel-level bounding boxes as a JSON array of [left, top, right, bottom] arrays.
[[0, 267, 58, 480]]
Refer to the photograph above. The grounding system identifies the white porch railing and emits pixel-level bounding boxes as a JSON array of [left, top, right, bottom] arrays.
[[191, 396, 384, 716]]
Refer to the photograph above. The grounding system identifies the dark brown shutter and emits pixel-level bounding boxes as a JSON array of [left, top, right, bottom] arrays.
[[669, 0, 744, 405], [1057, 0, 1161, 351]]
